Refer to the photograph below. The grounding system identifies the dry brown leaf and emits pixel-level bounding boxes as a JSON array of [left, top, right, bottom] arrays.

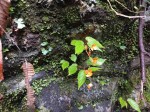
[[0, 0, 10, 36]]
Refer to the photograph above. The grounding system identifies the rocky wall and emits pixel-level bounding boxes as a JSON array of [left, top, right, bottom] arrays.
[[0, 0, 150, 111]]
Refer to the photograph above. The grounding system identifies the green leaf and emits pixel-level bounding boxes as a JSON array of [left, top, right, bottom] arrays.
[[71, 40, 85, 55], [120, 46, 126, 50], [68, 64, 77, 75], [48, 46, 53, 51], [70, 54, 77, 62], [99, 80, 107, 86], [127, 98, 141, 112], [14, 18, 26, 29], [86, 58, 93, 66], [41, 48, 49, 55], [3, 48, 9, 53], [91, 45, 103, 52], [78, 105, 83, 110], [88, 57, 106, 66], [41, 47, 52, 55], [85, 36, 104, 50], [41, 42, 48, 46], [88, 67, 101, 72], [71, 40, 76, 45], [119, 97, 127, 108], [96, 58, 106, 66], [42, 16, 49, 22], [77, 70, 86, 89], [60, 60, 69, 70]]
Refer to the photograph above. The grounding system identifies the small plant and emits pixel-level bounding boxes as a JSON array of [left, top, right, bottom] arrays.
[[41, 41, 53, 55], [60, 36, 106, 89], [14, 18, 26, 29], [32, 77, 56, 95], [119, 97, 141, 112]]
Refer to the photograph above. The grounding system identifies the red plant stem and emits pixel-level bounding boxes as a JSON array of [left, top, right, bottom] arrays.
[[139, 0, 146, 83], [0, 39, 3, 81]]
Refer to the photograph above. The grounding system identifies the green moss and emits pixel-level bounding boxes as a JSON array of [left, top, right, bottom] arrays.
[[144, 67, 150, 104], [32, 76, 56, 95], [62, 6, 80, 26], [10, 0, 81, 77], [10, 0, 29, 17], [118, 79, 134, 97], [127, 67, 150, 107], [0, 89, 27, 111], [100, 18, 139, 76], [0, 83, 7, 94]]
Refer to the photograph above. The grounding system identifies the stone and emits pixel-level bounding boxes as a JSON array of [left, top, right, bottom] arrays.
[[36, 77, 118, 112]]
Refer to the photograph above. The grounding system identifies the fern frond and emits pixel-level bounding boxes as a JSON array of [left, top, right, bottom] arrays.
[[22, 61, 35, 111]]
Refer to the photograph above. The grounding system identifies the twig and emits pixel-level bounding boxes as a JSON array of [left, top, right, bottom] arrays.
[[0, 25, 22, 52], [0, 25, 28, 63], [107, 0, 146, 19], [115, 0, 139, 14]]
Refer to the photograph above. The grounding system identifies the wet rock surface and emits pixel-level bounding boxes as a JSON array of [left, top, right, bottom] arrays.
[[0, 74, 26, 111], [0, 74, 25, 95], [36, 77, 118, 112]]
